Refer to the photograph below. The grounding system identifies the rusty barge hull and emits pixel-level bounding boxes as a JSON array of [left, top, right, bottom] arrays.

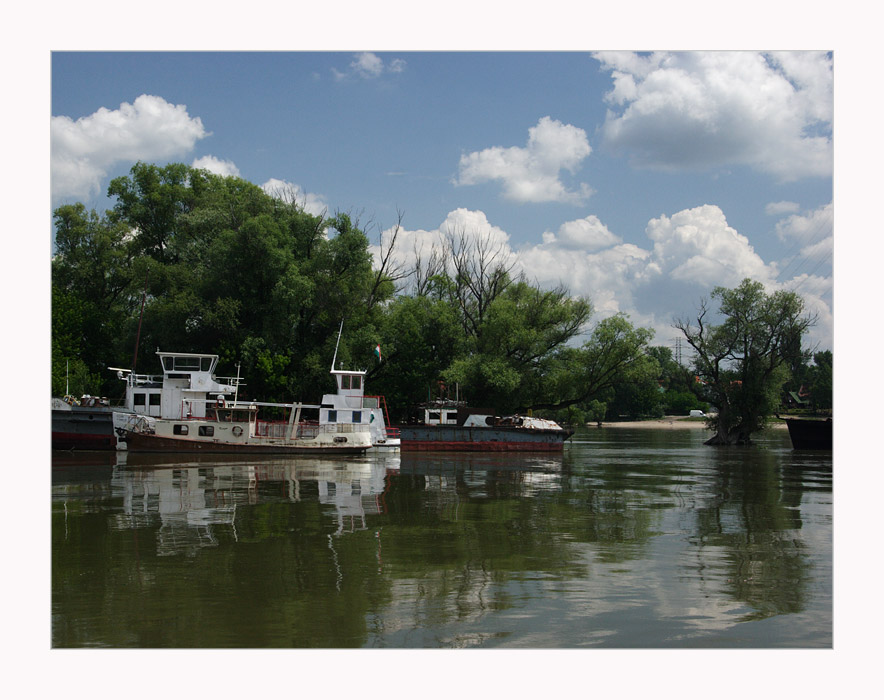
[[52, 408, 118, 450], [123, 432, 370, 455], [399, 425, 571, 452]]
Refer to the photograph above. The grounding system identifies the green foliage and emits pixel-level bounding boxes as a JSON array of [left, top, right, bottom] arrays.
[[51, 162, 664, 419], [807, 350, 832, 411], [676, 278, 816, 445]]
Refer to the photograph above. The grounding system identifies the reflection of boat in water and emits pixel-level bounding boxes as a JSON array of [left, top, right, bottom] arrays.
[[109, 457, 398, 555], [784, 417, 832, 450], [399, 400, 573, 452]]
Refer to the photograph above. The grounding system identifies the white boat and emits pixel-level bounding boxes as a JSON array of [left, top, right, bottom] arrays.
[[116, 345, 398, 453]]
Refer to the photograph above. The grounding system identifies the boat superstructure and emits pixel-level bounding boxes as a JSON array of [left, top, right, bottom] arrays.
[[322, 366, 400, 451]]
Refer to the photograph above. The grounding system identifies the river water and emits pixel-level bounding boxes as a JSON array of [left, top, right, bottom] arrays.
[[51, 426, 832, 648]]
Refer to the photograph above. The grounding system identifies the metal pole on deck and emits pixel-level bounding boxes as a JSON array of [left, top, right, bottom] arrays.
[[131, 270, 149, 372]]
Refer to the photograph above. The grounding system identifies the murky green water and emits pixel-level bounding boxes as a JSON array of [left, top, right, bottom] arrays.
[[51, 427, 832, 648]]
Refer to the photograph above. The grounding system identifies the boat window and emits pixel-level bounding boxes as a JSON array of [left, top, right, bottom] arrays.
[[351, 375, 361, 390], [133, 393, 146, 407], [340, 375, 350, 390], [198, 425, 214, 437], [174, 356, 201, 371], [428, 412, 441, 422], [352, 411, 362, 423], [149, 394, 160, 406], [173, 424, 189, 435], [201, 357, 213, 372], [328, 410, 337, 422]]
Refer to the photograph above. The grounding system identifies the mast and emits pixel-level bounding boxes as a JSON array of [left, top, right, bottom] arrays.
[[331, 320, 344, 371]]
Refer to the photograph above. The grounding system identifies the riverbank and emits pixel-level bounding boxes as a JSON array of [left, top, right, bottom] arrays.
[[594, 416, 788, 430]]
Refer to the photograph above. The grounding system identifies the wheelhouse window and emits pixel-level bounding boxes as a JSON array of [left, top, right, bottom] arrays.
[[198, 425, 214, 437], [173, 424, 189, 435], [327, 410, 337, 422], [352, 411, 362, 423], [339, 374, 362, 390], [133, 393, 146, 407], [149, 394, 160, 407]]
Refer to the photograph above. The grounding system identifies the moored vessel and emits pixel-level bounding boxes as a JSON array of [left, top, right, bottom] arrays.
[[52, 395, 121, 450], [119, 340, 397, 454], [784, 416, 832, 450], [399, 400, 572, 451]]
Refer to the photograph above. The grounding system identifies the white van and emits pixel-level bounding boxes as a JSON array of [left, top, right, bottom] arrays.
[[689, 409, 706, 418]]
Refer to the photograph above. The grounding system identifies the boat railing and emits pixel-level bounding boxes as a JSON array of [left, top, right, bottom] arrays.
[[254, 420, 370, 439]]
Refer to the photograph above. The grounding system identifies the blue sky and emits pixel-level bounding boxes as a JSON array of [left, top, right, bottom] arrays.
[[50, 50, 834, 352]]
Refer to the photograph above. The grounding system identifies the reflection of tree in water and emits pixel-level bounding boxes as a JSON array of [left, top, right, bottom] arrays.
[[689, 449, 812, 620]]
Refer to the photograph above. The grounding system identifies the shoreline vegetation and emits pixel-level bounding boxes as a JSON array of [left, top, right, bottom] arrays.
[[592, 416, 789, 430]]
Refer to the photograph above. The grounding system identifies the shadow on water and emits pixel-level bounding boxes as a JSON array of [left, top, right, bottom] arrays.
[[52, 428, 831, 648]]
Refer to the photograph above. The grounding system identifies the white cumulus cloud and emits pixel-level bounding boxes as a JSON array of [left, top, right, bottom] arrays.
[[645, 204, 778, 288], [774, 202, 834, 277], [541, 215, 621, 251], [51, 94, 208, 201], [333, 52, 406, 81], [191, 155, 240, 178], [455, 116, 594, 204], [595, 51, 833, 181]]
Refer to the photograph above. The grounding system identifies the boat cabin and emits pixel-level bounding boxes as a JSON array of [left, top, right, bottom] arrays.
[[116, 351, 242, 420]]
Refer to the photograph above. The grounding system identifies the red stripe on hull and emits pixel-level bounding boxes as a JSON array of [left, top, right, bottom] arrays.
[[124, 432, 369, 455]]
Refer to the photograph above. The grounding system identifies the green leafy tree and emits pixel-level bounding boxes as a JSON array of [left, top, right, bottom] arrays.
[[444, 281, 592, 413], [807, 350, 832, 412], [675, 278, 815, 445], [51, 203, 139, 396], [529, 314, 656, 414]]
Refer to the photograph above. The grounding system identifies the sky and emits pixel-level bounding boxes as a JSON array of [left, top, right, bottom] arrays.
[[13, 3, 881, 689], [50, 49, 834, 353]]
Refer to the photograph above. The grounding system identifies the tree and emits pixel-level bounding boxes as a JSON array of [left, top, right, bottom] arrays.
[[443, 280, 592, 413], [807, 350, 832, 412], [675, 278, 815, 445], [527, 314, 656, 414]]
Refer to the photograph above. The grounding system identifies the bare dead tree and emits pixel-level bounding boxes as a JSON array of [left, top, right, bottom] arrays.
[[444, 226, 518, 338], [367, 208, 411, 307], [411, 239, 446, 297]]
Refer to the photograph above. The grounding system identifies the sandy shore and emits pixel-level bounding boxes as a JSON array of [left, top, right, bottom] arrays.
[[594, 417, 788, 430]]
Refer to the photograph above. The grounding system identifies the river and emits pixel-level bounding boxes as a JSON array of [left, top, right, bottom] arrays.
[[51, 426, 832, 648]]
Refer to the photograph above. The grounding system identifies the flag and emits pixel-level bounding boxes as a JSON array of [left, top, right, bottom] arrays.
[[374, 344, 382, 361]]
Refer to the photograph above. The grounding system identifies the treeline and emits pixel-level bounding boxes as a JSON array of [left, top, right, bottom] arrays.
[[52, 162, 820, 425]]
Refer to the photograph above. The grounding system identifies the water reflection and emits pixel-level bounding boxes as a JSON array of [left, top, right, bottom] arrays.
[[52, 428, 832, 648], [105, 453, 402, 556]]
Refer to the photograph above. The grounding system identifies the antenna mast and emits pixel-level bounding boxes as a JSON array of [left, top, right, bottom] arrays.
[[331, 320, 344, 371]]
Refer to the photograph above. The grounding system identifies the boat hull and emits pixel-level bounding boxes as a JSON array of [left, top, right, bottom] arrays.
[[399, 425, 571, 452], [123, 430, 370, 455], [52, 408, 117, 450], [785, 418, 832, 450]]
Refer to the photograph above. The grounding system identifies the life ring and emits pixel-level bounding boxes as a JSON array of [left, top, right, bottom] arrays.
[[232, 426, 243, 437]]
